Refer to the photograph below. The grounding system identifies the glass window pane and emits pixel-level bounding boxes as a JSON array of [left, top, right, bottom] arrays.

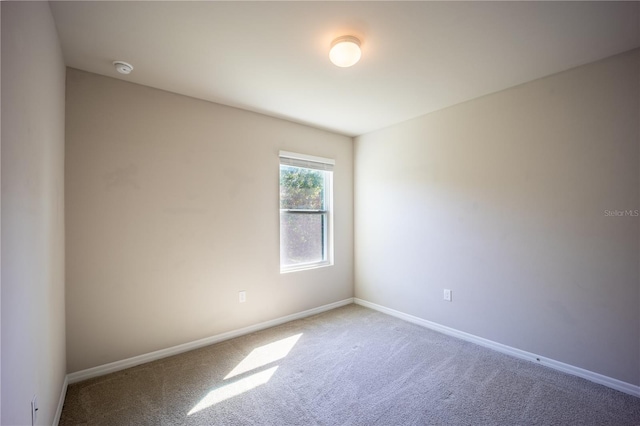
[[280, 213, 325, 266], [280, 166, 325, 210]]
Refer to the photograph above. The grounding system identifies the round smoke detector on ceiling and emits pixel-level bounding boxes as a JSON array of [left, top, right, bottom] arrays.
[[113, 61, 134, 75]]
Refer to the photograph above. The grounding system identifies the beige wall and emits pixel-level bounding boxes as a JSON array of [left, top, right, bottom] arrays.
[[1, 4, 3, 421], [65, 69, 353, 373], [354, 49, 640, 386], [1, 2, 67, 425]]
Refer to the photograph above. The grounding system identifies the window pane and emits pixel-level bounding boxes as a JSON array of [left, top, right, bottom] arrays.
[[280, 166, 325, 210], [280, 213, 325, 266]]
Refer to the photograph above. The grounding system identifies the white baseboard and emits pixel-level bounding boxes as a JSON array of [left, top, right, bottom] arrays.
[[53, 375, 68, 426], [67, 298, 354, 384], [354, 298, 640, 398]]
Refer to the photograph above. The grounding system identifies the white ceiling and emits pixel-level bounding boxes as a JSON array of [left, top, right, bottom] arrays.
[[50, 1, 640, 137]]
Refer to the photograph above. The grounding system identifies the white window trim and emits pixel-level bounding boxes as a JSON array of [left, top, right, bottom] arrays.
[[279, 151, 334, 273], [279, 151, 335, 169]]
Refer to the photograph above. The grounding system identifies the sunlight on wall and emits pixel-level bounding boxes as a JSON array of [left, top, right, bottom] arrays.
[[187, 333, 303, 416], [225, 333, 303, 380]]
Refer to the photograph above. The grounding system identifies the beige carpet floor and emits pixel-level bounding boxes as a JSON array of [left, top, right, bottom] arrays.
[[60, 304, 640, 425]]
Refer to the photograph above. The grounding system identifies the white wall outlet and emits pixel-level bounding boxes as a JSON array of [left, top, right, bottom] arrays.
[[443, 289, 452, 302], [239, 291, 246, 303], [31, 395, 38, 425]]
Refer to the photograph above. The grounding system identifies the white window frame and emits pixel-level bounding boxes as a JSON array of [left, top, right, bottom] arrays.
[[279, 151, 334, 273]]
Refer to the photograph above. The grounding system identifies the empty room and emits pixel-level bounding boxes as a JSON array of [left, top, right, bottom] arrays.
[[2, 1, 640, 425]]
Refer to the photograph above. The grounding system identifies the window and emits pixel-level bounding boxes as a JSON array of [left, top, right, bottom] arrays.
[[279, 151, 334, 272]]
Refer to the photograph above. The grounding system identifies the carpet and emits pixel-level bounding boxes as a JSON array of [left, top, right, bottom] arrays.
[[60, 304, 640, 425]]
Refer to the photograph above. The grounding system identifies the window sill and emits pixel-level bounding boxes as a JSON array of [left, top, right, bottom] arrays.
[[280, 261, 333, 274]]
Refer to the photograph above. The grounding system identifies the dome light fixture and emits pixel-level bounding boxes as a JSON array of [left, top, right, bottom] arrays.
[[329, 36, 361, 68]]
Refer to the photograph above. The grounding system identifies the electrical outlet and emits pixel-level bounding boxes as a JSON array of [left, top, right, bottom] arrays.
[[31, 395, 38, 426], [239, 291, 246, 303], [443, 289, 452, 302]]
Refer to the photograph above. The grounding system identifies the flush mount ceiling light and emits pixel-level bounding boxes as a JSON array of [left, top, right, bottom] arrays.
[[113, 61, 134, 75], [329, 36, 361, 68]]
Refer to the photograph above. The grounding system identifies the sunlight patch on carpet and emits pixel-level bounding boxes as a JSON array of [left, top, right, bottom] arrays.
[[188, 366, 279, 415], [224, 333, 302, 380], [188, 333, 303, 415]]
